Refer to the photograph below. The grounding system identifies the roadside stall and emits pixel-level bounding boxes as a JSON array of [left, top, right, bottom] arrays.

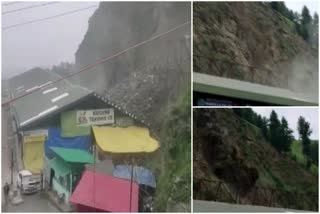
[[91, 125, 159, 212], [69, 169, 139, 212], [47, 147, 94, 204]]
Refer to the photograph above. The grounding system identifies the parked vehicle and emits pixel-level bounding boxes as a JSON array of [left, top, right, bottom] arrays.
[[16, 170, 41, 194]]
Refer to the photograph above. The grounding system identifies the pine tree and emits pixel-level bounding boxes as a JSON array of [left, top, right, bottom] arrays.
[[311, 13, 319, 49], [279, 117, 294, 152], [301, 6, 312, 41], [269, 110, 281, 151], [297, 116, 313, 168], [261, 117, 269, 139]]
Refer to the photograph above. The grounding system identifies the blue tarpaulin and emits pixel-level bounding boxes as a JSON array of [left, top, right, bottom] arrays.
[[45, 127, 91, 159], [113, 165, 156, 188]]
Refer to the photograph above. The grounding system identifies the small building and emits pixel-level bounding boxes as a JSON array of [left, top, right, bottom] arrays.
[[69, 169, 139, 212], [47, 147, 94, 204]]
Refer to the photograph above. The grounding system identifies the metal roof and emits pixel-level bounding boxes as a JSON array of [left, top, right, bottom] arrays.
[[9, 68, 60, 98], [193, 72, 318, 106], [9, 70, 92, 130]]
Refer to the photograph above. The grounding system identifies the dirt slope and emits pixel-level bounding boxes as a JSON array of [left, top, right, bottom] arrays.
[[193, 2, 318, 101], [193, 109, 318, 211]]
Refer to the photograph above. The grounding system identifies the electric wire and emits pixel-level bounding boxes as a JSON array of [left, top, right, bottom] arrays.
[[2, 2, 59, 15], [1, 20, 190, 105], [2, 5, 98, 31]]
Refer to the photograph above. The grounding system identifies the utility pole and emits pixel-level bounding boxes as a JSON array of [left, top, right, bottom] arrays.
[[11, 148, 14, 185]]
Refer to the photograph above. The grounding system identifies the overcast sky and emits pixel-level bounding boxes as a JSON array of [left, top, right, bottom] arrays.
[[252, 108, 319, 140], [2, 1, 99, 79], [2, 1, 319, 80]]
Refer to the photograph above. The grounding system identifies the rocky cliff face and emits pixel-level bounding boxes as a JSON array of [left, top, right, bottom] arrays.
[[73, 3, 191, 211], [73, 2, 191, 129], [193, 109, 318, 211], [74, 2, 190, 93], [194, 2, 318, 101]]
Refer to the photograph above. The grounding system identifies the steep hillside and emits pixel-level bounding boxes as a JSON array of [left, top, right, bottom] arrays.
[[193, 109, 318, 211], [74, 2, 190, 94], [73, 2, 191, 211], [193, 2, 318, 101]]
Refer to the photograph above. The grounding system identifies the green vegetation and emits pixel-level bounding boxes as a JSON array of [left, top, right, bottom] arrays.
[[153, 88, 191, 212], [290, 141, 318, 175], [235, 108, 318, 175], [268, 2, 318, 49], [234, 109, 294, 153]]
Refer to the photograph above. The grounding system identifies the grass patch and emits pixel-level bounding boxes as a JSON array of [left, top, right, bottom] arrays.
[[290, 141, 318, 175], [153, 87, 191, 212]]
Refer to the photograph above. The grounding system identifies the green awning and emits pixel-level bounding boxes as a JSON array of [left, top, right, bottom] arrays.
[[50, 147, 94, 164], [61, 110, 91, 137]]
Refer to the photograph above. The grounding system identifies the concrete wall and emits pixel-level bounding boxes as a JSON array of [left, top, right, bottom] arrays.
[[52, 176, 71, 204]]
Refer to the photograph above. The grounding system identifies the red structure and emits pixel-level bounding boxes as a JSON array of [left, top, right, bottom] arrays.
[[70, 169, 139, 212]]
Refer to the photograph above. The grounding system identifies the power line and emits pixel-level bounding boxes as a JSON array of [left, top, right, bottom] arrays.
[[2, 2, 23, 7], [2, 2, 60, 15], [2, 5, 98, 31], [1, 20, 190, 105]]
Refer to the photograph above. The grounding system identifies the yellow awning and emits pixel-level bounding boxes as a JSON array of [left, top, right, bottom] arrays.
[[92, 126, 159, 153]]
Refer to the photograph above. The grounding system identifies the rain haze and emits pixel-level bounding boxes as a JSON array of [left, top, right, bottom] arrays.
[[2, 1, 99, 79], [253, 108, 319, 140]]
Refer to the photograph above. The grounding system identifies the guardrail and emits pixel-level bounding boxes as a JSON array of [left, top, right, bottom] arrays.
[[194, 177, 318, 211]]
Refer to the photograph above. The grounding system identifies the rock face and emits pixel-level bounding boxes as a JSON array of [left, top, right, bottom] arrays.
[[74, 2, 191, 129], [74, 2, 190, 92], [193, 2, 318, 101], [193, 109, 318, 211]]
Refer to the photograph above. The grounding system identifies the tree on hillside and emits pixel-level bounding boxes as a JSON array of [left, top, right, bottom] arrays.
[[309, 141, 318, 166], [279, 117, 294, 152], [269, 110, 281, 151], [301, 6, 312, 42], [261, 117, 269, 139], [297, 116, 313, 168], [311, 13, 319, 49]]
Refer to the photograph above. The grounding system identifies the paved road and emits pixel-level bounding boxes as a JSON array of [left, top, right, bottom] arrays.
[[5, 192, 58, 212], [193, 200, 313, 213], [2, 106, 13, 206], [1, 102, 59, 212]]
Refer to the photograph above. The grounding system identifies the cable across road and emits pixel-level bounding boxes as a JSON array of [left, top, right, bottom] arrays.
[[2, 20, 190, 105], [2, 2, 60, 15], [2, 5, 98, 31], [2, 2, 23, 7]]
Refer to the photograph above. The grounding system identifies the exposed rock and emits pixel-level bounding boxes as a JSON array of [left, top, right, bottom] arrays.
[[194, 2, 318, 101]]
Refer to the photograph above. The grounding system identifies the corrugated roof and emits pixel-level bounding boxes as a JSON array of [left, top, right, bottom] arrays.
[[51, 147, 94, 164], [9, 68, 59, 98], [9, 70, 93, 130], [193, 72, 318, 106]]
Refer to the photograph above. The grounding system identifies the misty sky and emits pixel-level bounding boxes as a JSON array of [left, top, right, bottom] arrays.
[[2, 1, 319, 80], [252, 108, 319, 140], [2, 2, 99, 79]]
